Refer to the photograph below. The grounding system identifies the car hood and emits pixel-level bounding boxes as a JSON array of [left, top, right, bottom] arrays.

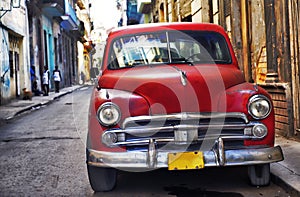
[[99, 64, 245, 114]]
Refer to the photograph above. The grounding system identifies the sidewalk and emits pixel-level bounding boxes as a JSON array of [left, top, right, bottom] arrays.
[[0, 85, 82, 122], [0, 86, 299, 195], [272, 135, 300, 196]]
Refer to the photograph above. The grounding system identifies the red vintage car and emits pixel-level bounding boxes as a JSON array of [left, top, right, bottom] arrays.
[[86, 22, 284, 192]]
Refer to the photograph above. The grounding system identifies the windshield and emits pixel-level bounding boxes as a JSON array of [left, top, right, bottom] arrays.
[[108, 30, 232, 69]]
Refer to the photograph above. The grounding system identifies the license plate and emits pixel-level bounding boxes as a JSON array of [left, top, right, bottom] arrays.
[[168, 151, 204, 170]]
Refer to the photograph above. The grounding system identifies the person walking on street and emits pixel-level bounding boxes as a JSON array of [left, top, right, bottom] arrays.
[[42, 66, 50, 96], [53, 66, 62, 93]]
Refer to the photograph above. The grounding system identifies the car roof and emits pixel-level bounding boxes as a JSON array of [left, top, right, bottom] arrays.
[[107, 22, 227, 38]]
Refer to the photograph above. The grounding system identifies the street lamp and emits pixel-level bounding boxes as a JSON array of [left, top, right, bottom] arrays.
[[0, 0, 21, 18]]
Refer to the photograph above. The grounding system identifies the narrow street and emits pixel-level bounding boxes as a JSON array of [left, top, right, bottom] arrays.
[[0, 86, 92, 196], [0, 86, 292, 196]]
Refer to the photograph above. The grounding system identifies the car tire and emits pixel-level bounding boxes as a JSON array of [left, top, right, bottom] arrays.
[[87, 165, 117, 192], [248, 164, 270, 186]]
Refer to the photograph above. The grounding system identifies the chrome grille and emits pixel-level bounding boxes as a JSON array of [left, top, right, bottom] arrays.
[[102, 112, 263, 148]]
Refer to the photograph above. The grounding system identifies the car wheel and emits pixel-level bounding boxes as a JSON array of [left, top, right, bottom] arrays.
[[87, 165, 117, 192], [248, 163, 270, 186]]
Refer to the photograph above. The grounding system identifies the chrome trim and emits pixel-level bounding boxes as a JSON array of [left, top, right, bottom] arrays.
[[114, 123, 256, 135], [105, 135, 253, 147], [217, 138, 225, 166], [87, 143, 284, 169], [104, 138, 259, 147], [147, 139, 156, 168], [102, 121, 267, 147], [121, 112, 249, 129]]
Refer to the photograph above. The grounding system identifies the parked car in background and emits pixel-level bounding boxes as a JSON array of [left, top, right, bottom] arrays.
[[86, 22, 284, 192]]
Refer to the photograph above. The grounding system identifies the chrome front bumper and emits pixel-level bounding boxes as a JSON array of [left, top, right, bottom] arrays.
[[87, 138, 284, 169]]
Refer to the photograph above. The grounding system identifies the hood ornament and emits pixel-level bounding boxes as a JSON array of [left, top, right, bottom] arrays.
[[180, 71, 187, 86], [174, 66, 187, 86]]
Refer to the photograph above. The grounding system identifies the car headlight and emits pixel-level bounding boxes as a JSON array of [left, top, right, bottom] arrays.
[[248, 95, 271, 119], [97, 102, 121, 126]]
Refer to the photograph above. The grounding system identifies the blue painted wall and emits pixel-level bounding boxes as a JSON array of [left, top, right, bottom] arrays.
[[0, 29, 11, 102], [42, 15, 55, 89]]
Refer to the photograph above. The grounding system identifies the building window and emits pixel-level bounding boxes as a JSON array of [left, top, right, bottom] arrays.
[[15, 52, 19, 73], [58, 34, 62, 63], [212, 0, 219, 24], [9, 51, 13, 78], [44, 30, 48, 68], [224, 0, 231, 16], [54, 37, 58, 66]]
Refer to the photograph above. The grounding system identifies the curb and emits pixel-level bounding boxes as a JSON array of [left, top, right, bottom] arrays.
[[271, 171, 300, 197], [8, 89, 76, 120]]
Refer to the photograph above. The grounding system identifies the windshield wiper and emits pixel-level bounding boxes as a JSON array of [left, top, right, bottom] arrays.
[[126, 59, 146, 67], [213, 60, 231, 64], [170, 57, 194, 66]]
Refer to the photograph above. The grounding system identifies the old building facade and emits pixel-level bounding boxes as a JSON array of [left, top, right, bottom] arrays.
[[76, 0, 95, 83], [148, 0, 300, 138], [26, 0, 83, 92], [0, 0, 93, 104], [0, 0, 30, 105]]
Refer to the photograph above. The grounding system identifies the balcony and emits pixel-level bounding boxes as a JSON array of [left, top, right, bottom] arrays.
[[138, 0, 151, 14], [71, 20, 86, 43], [60, 0, 79, 31], [42, 0, 65, 18]]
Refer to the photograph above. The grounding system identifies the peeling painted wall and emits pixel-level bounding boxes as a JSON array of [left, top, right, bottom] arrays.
[[0, 1, 29, 104], [0, 30, 11, 103], [249, 0, 267, 83]]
